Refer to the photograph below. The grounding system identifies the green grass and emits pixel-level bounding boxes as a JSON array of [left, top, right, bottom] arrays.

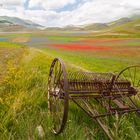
[[0, 41, 26, 48], [41, 47, 140, 72], [0, 33, 33, 38], [48, 36, 83, 42], [0, 33, 140, 140], [0, 47, 52, 140]]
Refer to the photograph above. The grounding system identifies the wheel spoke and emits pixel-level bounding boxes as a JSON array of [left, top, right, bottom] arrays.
[[128, 68, 133, 85], [133, 67, 136, 86], [54, 70, 63, 91], [122, 73, 128, 81], [137, 80, 140, 87]]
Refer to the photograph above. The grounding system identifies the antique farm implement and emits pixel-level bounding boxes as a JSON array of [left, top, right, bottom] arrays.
[[48, 58, 140, 140]]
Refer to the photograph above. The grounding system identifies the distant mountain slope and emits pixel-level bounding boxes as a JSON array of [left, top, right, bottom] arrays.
[[0, 16, 43, 31], [83, 23, 108, 30], [45, 24, 108, 31], [0, 15, 140, 34], [82, 17, 137, 31], [0, 20, 13, 25], [108, 17, 132, 27], [45, 25, 83, 31], [45, 16, 140, 34], [45, 17, 134, 31], [106, 17, 140, 34]]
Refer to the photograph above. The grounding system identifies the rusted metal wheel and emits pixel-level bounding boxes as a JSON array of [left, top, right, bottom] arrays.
[[116, 66, 140, 109], [48, 58, 69, 134], [116, 66, 140, 91]]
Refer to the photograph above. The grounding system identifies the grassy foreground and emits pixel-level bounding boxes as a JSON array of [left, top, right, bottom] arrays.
[[0, 41, 140, 140], [0, 43, 51, 140]]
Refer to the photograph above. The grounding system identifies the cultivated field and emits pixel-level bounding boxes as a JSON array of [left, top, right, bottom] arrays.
[[0, 30, 140, 140]]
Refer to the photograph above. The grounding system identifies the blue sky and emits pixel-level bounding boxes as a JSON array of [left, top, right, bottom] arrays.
[[25, 0, 83, 12], [0, 0, 140, 27], [24, 0, 29, 9]]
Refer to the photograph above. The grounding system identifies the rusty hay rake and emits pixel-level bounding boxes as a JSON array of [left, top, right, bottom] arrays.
[[48, 58, 140, 140]]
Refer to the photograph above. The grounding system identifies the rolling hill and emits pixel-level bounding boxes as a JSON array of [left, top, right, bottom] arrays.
[[0, 16, 43, 32], [0, 15, 140, 35], [45, 16, 140, 36], [77, 17, 140, 33], [108, 17, 140, 34]]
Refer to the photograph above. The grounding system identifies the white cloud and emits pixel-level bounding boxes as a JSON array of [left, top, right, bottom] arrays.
[[28, 0, 76, 10], [0, 0, 140, 27], [39, 0, 140, 27], [120, 0, 140, 9], [0, 0, 25, 7]]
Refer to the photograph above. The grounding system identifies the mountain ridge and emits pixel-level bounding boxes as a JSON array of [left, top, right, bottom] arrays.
[[45, 16, 140, 32], [0, 15, 140, 33], [0, 16, 43, 31]]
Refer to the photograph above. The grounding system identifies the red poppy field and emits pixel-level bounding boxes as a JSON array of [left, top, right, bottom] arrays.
[[40, 37, 140, 60], [49, 43, 113, 51], [39, 36, 140, 72]]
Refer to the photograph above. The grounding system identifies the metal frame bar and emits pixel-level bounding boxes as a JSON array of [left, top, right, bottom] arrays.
[[72, 97, 140, 140]]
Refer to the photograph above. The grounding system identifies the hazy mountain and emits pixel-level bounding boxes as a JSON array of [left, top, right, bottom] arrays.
[[45, 17, 136, 31], [83, 23, 108, 30], [46, 16, 140, 35], [45, 25, 83, 31], [0, 16, 43, 31], [108, 17, 132, 27], [82, 17, 134, 31], [105, 17, 140, 34], [0, 20, 13, 25], [0, 15, 140, 33]]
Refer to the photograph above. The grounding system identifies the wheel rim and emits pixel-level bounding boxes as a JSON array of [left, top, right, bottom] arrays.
[[116, 66, 140, 105], [48, 58, 69, 134], [116, 66, 140, 89]]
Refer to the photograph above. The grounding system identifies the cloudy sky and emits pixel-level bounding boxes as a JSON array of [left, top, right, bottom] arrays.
[[0, 0, 140, 27]]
